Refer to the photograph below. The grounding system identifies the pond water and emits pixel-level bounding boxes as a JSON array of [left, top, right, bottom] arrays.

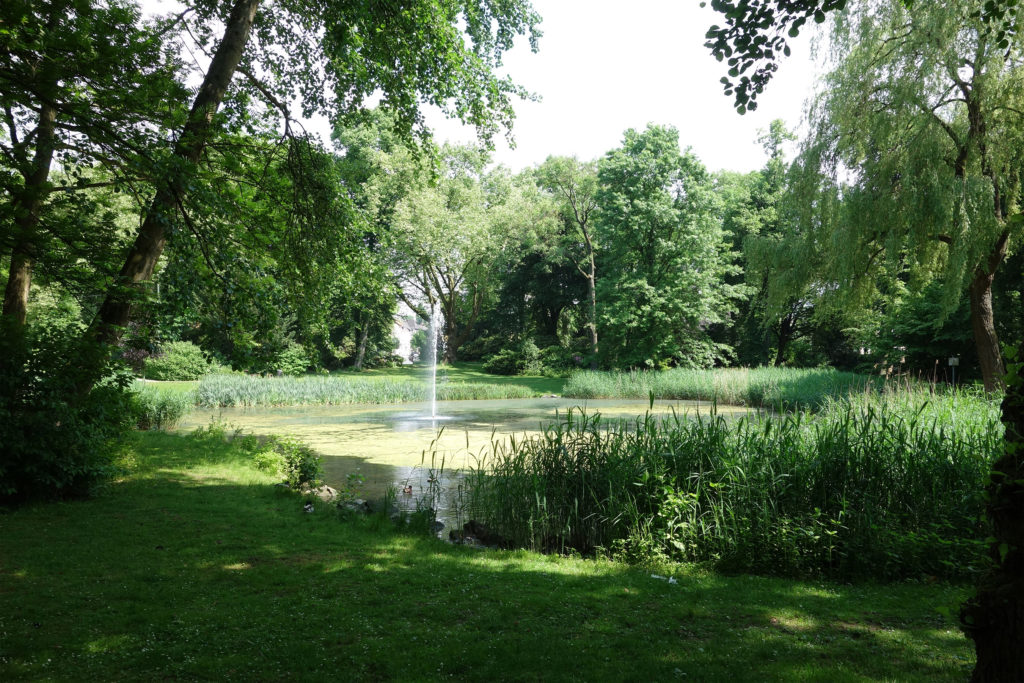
[[177, 398, 751, 524]]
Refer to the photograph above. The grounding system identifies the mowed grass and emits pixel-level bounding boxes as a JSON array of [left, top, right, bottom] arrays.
[[354, 360, 567, 396], [0, 429, 974, 681], [133, 379, 200, 396]]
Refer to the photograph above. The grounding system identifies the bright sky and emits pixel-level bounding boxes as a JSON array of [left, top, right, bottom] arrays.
[[144, 0, 826, 174], [422, 0, 827, 173]]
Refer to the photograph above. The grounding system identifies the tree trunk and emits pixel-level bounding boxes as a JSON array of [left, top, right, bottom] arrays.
[[89, 0, 262, 347], [353, 320, 370, 370], [773, 315, 795, 367], [443, 311, 458, 364], [2, 103, 58, 326], [3, 248, 34, 327], [961, 339, 1024, 681], [587, 266, 598, 370], [968, 260, 1005, 392]]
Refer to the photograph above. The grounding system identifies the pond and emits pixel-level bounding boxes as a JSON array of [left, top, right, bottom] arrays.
[[177, 397, 751, 524]]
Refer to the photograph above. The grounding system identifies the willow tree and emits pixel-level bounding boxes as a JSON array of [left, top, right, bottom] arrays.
[[782, 1, 1024, 391]]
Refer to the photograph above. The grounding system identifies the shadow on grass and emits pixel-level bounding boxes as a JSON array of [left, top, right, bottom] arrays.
[[0, 432, 973, 681]]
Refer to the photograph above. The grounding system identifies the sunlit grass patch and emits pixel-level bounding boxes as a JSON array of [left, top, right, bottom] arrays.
[[0, 425, 976, 680]]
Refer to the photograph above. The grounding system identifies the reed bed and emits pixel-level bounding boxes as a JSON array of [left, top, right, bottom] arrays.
[[195, 373, 534, 407], [564, 367, 883, 409], [462, 389, 1000, 581], [132, 385, 195, 430]]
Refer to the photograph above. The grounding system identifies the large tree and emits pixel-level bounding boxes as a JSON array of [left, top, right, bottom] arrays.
[[86, 0, 542, 356], [535, 156, 600, 366], [0, 0, 184, 327], [707, 1, 1024, 679], [595, 124, 741, 368], [391, 146, 539, 362], [782, 2, 1023, 391]]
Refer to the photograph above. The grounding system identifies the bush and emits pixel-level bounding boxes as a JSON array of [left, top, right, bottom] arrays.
[[538, 345, 581, 372], [365, 353, 406, 369], [0, 322, 136, 504], [144, 341, 211, 380], [275, 342, 311, 376], [482, 340, 542, 376], [246, 435, 322, 489], [457, 334, 505, 361]]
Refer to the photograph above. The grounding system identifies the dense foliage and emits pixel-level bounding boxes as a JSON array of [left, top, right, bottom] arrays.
[[0, 323, 136, 503], [143, 341, 212, 381]]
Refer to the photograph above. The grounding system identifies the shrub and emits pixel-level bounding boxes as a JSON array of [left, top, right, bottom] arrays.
[[245, 435, 322, 489], [457, 334, 505, 361], [538, 345, 579, 371], [275, 342, 311, 376], [365, 353, 406, 369], [0, 322, 136, 504], [482, 340, 542, 376], [144, 341, 211, 380]]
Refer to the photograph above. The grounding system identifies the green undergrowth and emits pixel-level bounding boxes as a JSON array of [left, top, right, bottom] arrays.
[[564, 367, 886, 409], [0, 427, 974, 680], [464, 389, 1000, 581], [195, 372, 536, 407]]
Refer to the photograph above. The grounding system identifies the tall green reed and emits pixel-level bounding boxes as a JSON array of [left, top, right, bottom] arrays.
[[133, 385, 195, 429], [564, 367, 883, 409], [195, 373, 534, 407], [463, 390, 1000, 581]]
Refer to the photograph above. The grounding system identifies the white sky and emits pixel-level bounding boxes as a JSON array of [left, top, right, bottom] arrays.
[[144, 0, 826, 173], [420, 0, 827, 173]]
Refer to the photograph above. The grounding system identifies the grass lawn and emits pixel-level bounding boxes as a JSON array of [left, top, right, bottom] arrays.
[[346, 360, 567, 396], [134, 379, 200, 396], [0, 429, 974, 681]]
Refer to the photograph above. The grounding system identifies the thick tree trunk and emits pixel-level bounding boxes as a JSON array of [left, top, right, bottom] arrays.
[[773, 315, 795, 367], [443, 312, 459, 364], [353, 321, 370, 370], [2, 103, 58, 325], [89, 0, 261, 346], [961, 339, 1024, 681], [3, 248, 34, 326], [968, 251, 1006, 392], [586, 266, 598, 370]]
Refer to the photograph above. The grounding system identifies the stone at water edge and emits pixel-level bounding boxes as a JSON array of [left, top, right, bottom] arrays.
[[449, 520, 506, 548], [301, 484, 338, 502]]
